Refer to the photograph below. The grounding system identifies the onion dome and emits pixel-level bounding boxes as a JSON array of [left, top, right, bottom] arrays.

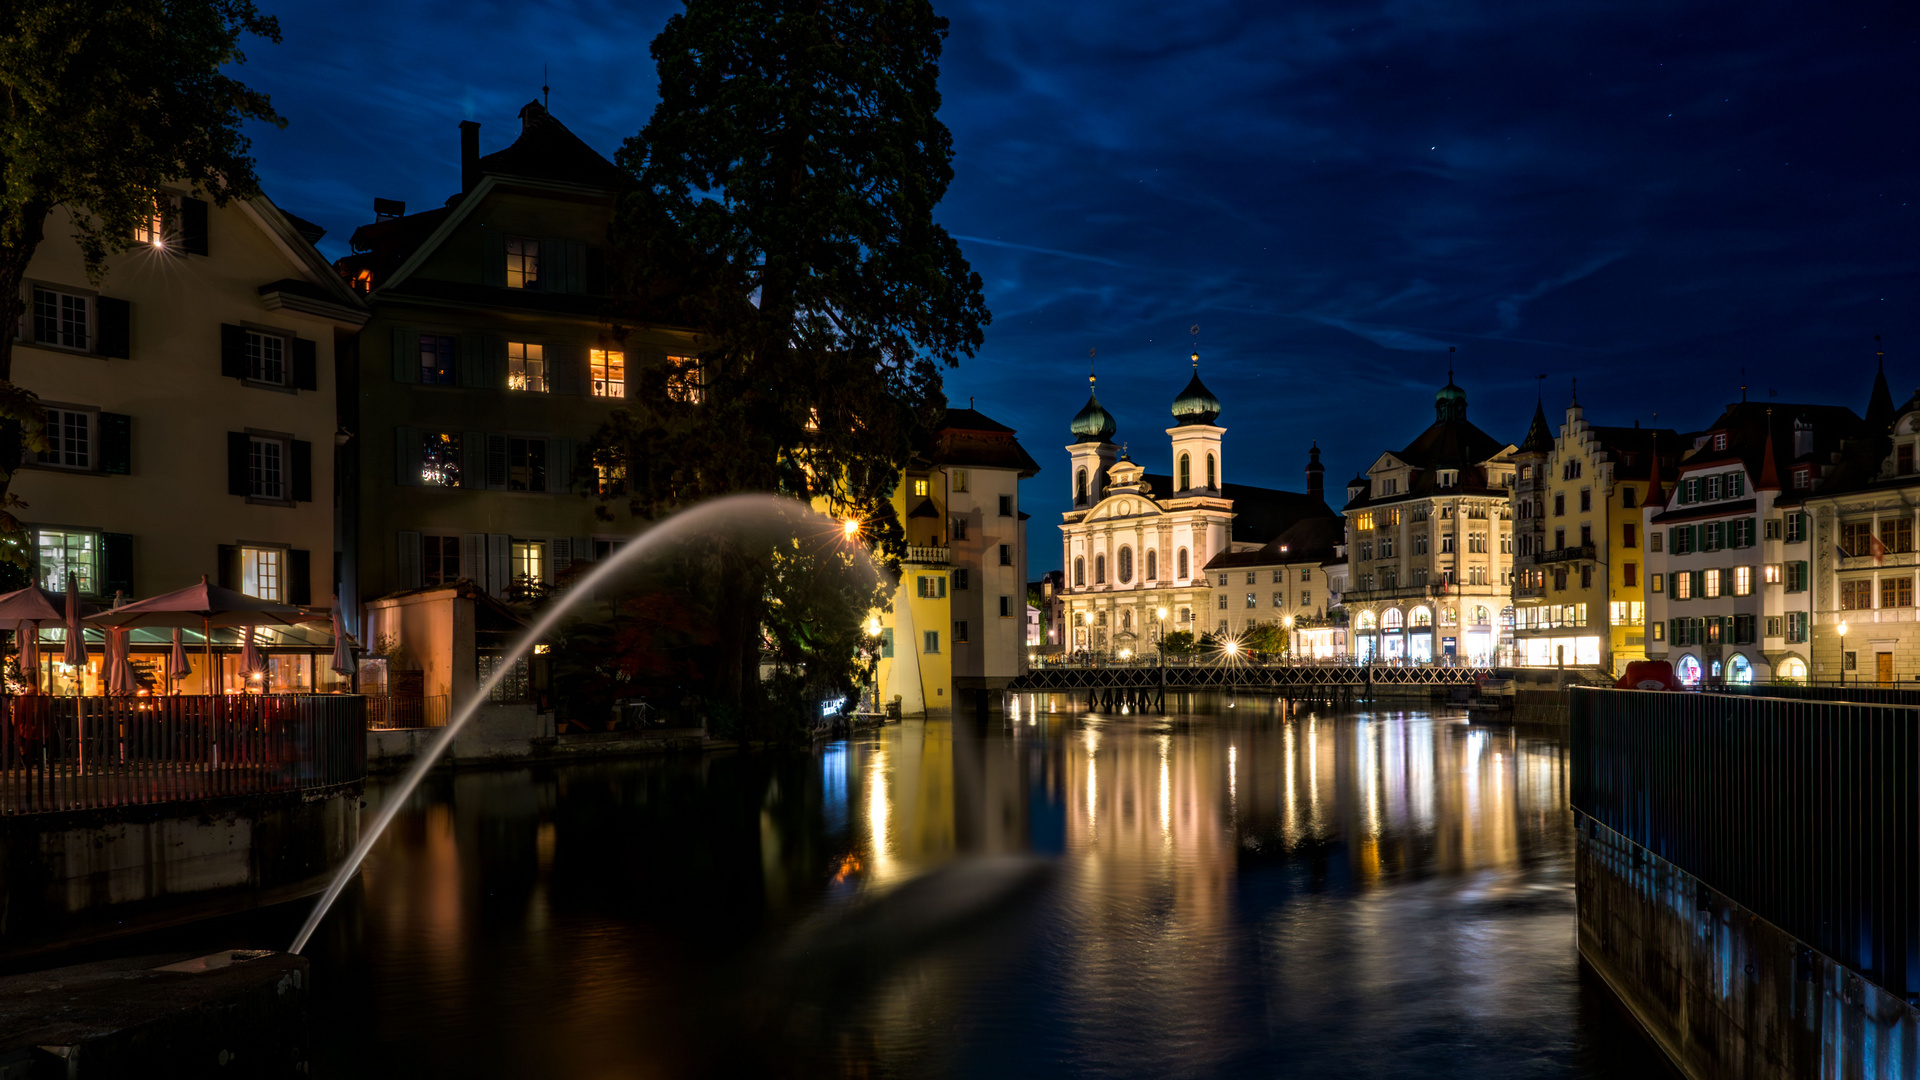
[[1071, 374, 1117, 443], [1171, 351, 1222, 426], [1435, 373, 1468, 423]]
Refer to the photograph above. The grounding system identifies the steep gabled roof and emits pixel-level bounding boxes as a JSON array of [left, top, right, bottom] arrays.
[[477, 101, 626, 190], [1138, 474, 1336, 544]]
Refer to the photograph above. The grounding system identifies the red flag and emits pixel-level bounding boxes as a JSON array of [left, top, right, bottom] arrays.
[[1872, 532, 1887, 566]]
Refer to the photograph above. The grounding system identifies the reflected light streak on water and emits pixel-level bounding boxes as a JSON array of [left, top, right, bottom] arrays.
[[141, 693, 1673, 1080]]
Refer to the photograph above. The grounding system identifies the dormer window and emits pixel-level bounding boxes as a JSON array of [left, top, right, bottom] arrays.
[[1713, 433, 1728, 451], [1437, 469, 1459, 488], [1793, 467, 1811, 490]]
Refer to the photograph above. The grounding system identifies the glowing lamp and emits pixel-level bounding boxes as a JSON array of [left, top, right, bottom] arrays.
[[867, 616, 882, 636], [1224, 640, 1240, 656], [842, 517, 861, 540]]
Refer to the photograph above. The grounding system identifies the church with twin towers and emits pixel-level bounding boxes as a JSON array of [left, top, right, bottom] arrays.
[[1057, 347, 1343, 655]]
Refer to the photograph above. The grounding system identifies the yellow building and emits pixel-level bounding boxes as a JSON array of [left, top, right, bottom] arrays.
[[1509, 394, 1676, 673]]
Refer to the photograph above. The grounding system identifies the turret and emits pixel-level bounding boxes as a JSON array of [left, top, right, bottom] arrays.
[[1067, 373, 1117, 509], [1435, 373, 1468, 424], [1305, 442, 1324, 499], [1168, 349, 1225, 496]]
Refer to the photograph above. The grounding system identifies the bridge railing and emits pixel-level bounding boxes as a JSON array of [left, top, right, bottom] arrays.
[[1569, 686, 1920, 997], [0, 694, 368, 815]]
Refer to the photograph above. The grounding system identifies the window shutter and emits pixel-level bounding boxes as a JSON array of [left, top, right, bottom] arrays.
[[548, 538, 572, 586], [227, 432, 250, 495], [291, 439, 313, 502], [95, 296, 131, 358], [486, 534, 510, 596], [481, 229, 507, 287], [460, 430, 486, 488], [289, 548, 312, 605], [486, 335, 506, 389], [98, 412, 131, 475], [103, 533, 134, 600], [541, 238, 568, 292], [458, 333, 487, 388], [217, 544, 239, 589], [487, 435, 508, 490], [221, 324, 248, 379], [573, 536, 592, 564], [396, 532, 423, 590], [293, 337, 318, 390], [393, 426, 418, 485], [585, 246, 607, 295], [546, 437, 572, 493], [549, 343, 582, 395], [460, 533, 486, 583], [391, 328, 416, 383], [181, 197, 209, 256], [566, 242, 587, 295]]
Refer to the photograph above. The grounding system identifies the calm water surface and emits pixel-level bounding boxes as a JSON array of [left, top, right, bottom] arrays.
[[174, 697, 1672, 1077]]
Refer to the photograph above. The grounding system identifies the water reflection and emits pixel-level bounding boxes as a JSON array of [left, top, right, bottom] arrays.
[[151, 696, 1669, 1078]]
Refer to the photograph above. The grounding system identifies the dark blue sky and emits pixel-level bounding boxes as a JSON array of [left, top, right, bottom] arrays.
[[245, 0, 1919, 573]]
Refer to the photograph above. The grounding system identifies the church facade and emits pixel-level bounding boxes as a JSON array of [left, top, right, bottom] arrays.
[[1056, 355, 1335, 655]]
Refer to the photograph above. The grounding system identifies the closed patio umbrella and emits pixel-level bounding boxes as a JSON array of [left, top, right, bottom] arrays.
[[329, 598, 355, 680], [105, 628, 137, 696], [61, 572, 85, 686], [87, 576, 303, 697], [167, 628, 192, 692], [16, 620, 38, 694], [238, 626, 266, 688]]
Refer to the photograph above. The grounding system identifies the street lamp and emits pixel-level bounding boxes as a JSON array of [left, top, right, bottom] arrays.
[[1838, 621, 1849, 687], [1283, 614, 1295, 662]]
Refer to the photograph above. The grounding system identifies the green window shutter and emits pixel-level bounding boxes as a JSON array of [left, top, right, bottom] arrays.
[[392, 328, 416, 383], [394, 426, 419, 486], [217, 544, 239, 590], [461, 431, 486, 488], [458, 333, 487, 388], [482, 229, 507, 287], [288, 548, 312, 605], [95, 296, 131, 358], [98, 412, 131, 474], [221, 324, 248, 379], [1729, 472, 1745, 497], [880, 628, 894, 658]]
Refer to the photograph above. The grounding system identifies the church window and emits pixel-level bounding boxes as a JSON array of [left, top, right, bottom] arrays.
[[1177, 548, 1189, 578], [1146, 549, 1158, 580], [1076, 468, 1088, 504], [1179, 453, 1191, 490], [1206, 454, 1217, 490], [1095, 555, 1106, 584], [1118, 546, 1133, 584], [1074, 557, 1085, 587]]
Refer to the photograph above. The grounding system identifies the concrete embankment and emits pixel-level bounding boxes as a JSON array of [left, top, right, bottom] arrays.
[[1577, 814, 1919, 1079]]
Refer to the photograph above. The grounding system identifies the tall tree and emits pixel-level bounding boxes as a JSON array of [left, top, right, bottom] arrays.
[[595, 0, 989, 720], [0, 0, 281, 564]]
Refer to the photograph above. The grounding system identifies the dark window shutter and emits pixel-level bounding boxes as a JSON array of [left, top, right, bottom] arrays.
[[220, 323, 248, 379], [487, 435, 507, 489], [95, 296, 131, 358], [461, 430, 486, 488], [549, 343, 581, 395], [486, 336, 506, 388], [293, 337, 318, 390], [181, 197, 209, 256], [541, 238, 566, 293], [289, 548, 312, 605], [217, 544, 239, 589], [391, 328, 416, 383], [546, 437, 571, 493], [482, 229, 507, 287], [566, 241, 586, 295], [585, 246, 607, 295], [394, 426, 419, 486], [98, 412, 131, 474], [292, 439, 313, 502], [458, 333, 487, 388], [227, 431, 249, 495], [396, 532, 423, 590], [103, 533, 134, 599]]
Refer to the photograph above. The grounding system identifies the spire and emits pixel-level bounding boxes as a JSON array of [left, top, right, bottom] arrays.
[[1757, 407, 1781, 491], [1306, 441, 1324, 499], [1644, 431, 1667, 508], [1519, 400, 1555, 455], [1867, 335, 1896, 435]]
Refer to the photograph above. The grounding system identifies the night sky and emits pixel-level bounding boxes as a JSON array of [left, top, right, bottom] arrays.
[[244, 0, 1919, 573]]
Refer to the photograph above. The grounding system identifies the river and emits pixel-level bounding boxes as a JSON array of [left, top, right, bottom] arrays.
[[148, 696, 1673, 1077]]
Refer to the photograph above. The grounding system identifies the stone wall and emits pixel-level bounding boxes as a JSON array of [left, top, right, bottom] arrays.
[[1577, 812, 1918, 1079]]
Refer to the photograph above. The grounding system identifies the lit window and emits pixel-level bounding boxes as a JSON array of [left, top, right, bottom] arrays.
[[32, 286, 89, 350], [420, 335, 456, 385], [507, 342, 546, 392], [36, 408, 93, 470], [35, 529, 98, 593], [506, 237, 540, 289], [1733, 566, 1753, 596], [595, 460, 626, 497], [421, 433, 462, 487], [590, 349, 626, 397], [132, 198, 167, 248], [241, 546, 283, 601], [665, 355, 703, 403], [1763, 564, 1781, 584], [249, 436, 285, 500], [510, 540, 546, 586], [913, 478, 930, 497], [952, 469, 969, 492]]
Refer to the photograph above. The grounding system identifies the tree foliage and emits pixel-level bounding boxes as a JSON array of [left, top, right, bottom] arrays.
[[588, 0, 988, 717], [0, 0, 282, 562]]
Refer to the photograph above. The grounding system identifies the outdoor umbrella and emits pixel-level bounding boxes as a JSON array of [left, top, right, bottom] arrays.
[[105, 628, 137, 696], [329, 598, 355, 680], [86, 576, 304, 697], [0, 585, 72, 623], [15, 620, 37, 694], [238, 626, 266, 688], [167, 628, 192, 693], [62, 572, 85, 684]]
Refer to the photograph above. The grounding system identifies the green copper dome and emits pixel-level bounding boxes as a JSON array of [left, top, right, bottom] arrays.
[[1171, 352, 1221, 426], [1071, 376, 1117, 443], [1435, 375, 1468, 422]]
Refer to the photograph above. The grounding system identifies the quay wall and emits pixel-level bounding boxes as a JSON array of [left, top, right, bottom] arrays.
[[0, 788, 359, 959], [1577, 814, 1917, 1080]]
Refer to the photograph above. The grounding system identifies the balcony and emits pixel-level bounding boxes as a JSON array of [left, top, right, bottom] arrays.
[[1514, 584, 1548, 599], [1341, 585, 1437, 603], [903, 545, 951, 566], [1529, 544, 1597, 565]]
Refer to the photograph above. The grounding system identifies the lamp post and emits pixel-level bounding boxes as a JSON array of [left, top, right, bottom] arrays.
[[1838, 621, 1849, 687], [1283, 614, 1296, 663], [1156, 607, 1169, 709]]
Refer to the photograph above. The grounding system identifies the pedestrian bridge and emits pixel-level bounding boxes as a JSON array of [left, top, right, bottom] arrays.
[[1009, 660, 1495, 694]]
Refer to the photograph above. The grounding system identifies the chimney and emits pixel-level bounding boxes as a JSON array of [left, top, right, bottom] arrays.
[[460, 120, 481, 193], [1793, 418, 1814, 460]]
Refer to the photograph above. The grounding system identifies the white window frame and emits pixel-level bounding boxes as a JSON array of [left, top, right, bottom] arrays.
[[29, 284, 91, 352], [240, 545, 285, 601], [245, 328, 290, 386], [506, 341, 547, 393], [37, 406, 96, 471], [590, 348, 625, 398], [34, 527, 100, 594], [249, 435, 288, 502]]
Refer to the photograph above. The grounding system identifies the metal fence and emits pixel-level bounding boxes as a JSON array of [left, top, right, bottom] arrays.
[[365, 693, 451, 730], [1711, 681, 1920, 709], [1569, 687, 1920, 996], [0, 694, 367, 815]]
